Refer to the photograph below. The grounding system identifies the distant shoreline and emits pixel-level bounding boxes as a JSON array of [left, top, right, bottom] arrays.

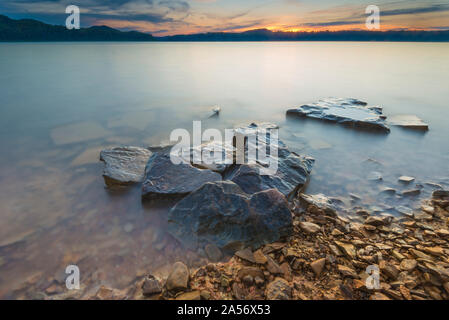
[[1, 14, 449, 43]]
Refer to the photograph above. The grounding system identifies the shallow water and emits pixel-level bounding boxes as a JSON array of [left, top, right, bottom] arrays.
[[0, 42, 448, 298]]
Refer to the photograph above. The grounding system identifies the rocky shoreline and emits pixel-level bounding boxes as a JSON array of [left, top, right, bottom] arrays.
[[43, 101, 444, 300], [82, 189, 449, 300]]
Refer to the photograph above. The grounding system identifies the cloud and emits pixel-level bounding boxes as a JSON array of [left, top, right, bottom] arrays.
[[300, 3, 449, 28], [302, 20, 361, 27], [380, 3, 449, 17]]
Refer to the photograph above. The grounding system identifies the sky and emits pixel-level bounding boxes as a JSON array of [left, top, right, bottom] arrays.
[[1, 0, 449, 36]]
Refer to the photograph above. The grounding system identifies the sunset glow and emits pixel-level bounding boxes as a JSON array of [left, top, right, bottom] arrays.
[[1, 0, 449, 36]]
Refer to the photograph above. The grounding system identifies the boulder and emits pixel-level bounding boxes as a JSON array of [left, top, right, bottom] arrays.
[[286, 98, 390, 132], [225, 147, 314, 198], [167, 181, 293, 250], [142, 153, 221, 200], [100, 146, 152, 187]]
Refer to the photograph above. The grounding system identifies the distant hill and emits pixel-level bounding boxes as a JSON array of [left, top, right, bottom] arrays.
[[161, 28, 449, 42], [1, 15, 448, 42], [0, 15, 154, 41]]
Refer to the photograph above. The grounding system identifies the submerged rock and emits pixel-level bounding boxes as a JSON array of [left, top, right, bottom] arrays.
[[388, 114, 429, 131], [286, 98, 390, 132], [142, 153, 221, 200], [167, 181, 293, 250], [100, 146, 152, 187], [367, 171, 383, 181]]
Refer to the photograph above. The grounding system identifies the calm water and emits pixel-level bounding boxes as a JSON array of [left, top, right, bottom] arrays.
[[0, 42, 448, 298]]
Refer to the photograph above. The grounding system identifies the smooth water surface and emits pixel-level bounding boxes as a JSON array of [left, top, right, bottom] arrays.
[[0, 42, 448, 298]]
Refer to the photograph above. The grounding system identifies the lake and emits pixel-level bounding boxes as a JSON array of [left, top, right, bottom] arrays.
[[0, 42, 448, 298]]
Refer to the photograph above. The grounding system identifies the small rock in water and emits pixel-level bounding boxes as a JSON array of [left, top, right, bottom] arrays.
[[208, 106, 221, 118], [379, 187, 396, 196], [205, 244, 222, 262], [166, 262, 189, 292], [402, 189, 421, 197], [142, 275, 162, 296], [51, 121, 111, 146], [367, 171, 383, 181], [399, 176, 415, 184], [388, 114, 429, 131], [123, 223, 134, 233], [396, 206, 414, 217], [309, 139, 332, 150]]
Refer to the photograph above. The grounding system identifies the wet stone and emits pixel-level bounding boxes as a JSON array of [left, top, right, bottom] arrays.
[[100, 146, 152, 187], [286, 98, 390, 132], [142, 275, 162, 296], [166, 262, 189, 292], [168, 181, 293, 250], [142, 153, 221, 200]]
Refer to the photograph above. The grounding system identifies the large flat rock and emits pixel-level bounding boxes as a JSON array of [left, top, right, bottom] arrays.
[[287, 98, 390, 132], [168, 181, 293, 250], [100, 146, 152, 187], [142, 153, 222, 200]]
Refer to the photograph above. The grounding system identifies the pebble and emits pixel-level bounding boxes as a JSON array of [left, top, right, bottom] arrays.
[[265, 278, 292, 300], [205, 244, 222, 262], [298, 221, 321, 234], [310, 258, 326, 277], [176, 291, 201, 300]]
